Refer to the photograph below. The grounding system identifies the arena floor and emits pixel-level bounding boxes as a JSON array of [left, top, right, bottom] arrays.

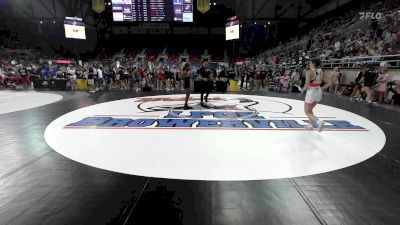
[[0, 89, 399, 225]]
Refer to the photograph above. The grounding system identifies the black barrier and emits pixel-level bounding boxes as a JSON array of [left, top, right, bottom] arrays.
[[54, 80, 68, 90], [33, 79, 68, 90], [33, 79, 49, 89], [32, 79, 43, 89], [216, 81, 228, 92]]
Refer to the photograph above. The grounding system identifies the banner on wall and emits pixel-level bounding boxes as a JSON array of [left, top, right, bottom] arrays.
[[197, 0, 210, 13], [92, 0, 105, 14]]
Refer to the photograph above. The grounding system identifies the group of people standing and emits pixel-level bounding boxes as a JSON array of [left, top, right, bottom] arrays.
[[349, 64, 392, 104], [180, 58, 328, 132], [237, 66, 270, 91], [0, 64, 32, 89], [180, 59, 214, 109]]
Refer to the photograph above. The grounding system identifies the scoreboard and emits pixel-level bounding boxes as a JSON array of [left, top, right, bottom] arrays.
[[112, 0, 193, 22], [64, 17, 86, 40], [225, 17, 239, 41]]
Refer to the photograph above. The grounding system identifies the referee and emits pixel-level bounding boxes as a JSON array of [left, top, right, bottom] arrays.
[[197, 59, 213, 108]]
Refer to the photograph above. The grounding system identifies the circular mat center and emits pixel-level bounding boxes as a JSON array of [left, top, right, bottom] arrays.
[[44, 94, 386, 181]]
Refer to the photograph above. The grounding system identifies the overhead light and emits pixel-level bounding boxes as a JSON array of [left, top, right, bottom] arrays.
[[209, 2, 212, 5], [264, 25, 266, 27], [213, 2, 216, 5], [40, 21, 43, 24], [268, 21, 271, 25], [108, 2, 111, 5], [53, 21, 56, 24], [254, 22, 257, 25]]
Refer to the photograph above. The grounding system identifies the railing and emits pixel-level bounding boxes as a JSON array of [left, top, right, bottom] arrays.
[[267, 54, 400, 69], [321, 54, 400, 68]]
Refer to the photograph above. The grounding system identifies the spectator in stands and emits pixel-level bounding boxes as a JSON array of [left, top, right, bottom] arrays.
[[50, 65, 57, 80], [290, 69, 301, 90], [18, 64, 29, 89], [191, 66, 197, 80], [280, 72, 290, 93], [156, 66, 164, 91], [334, 39, 341, 56], [56, 68, 64, 79], [331, 67, 341, 95], [0, 67, 5, 87], [40, 66, 48, 80], [384, 31, 396, 48], [367, 38, 379, 55], [300, 65, 309, 88]]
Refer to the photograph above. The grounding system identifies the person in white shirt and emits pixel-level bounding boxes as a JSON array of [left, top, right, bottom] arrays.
[[96, 66, 103, 91], [334, 41, 341, 51], [384, 32, 395, 44], [290, 69, 300, 87]]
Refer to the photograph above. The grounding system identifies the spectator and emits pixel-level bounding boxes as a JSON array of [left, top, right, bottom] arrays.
[[290, 69, 301, 88], [384, 31, 396, 48], [362, 65, 378, 103], [258, 67, 267, 90], [375, 66, 389, 103], [18, 64, 29, 89], [331, 67, 341, 95], [87, 65, 95, 93], [280, 72, 291, 93], [390, 81, 400, 105], [350, 67, 365, 101], [156, 66, 164, 91], [97, 65, 103, 91]]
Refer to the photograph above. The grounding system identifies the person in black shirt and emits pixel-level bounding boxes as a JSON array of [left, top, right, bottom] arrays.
[[267, 69, 273, 80], [227, 68, 236, 80], [197, 59, 213, 108], [165, 69, 174, 91], [217, 67, 228, 92], [239, 66, 246, 89], [259, 68, 267, 90], [87, 65, 95, 93], [18, 65, 29, 89], [218, 67, 227, 79], [247, 67, 256, 90], [362, 65, 378, 103], [350, 67, 366, 101]]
